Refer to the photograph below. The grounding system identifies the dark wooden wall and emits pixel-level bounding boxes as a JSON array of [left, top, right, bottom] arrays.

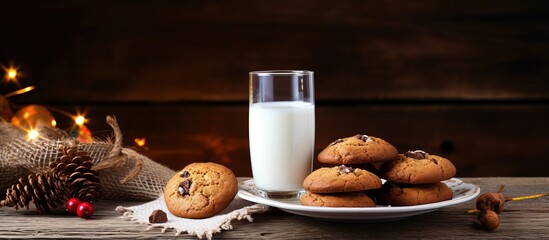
[[1, 1, 548, 177]]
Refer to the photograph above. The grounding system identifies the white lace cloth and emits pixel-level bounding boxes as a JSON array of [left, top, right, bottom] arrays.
[[116, 195, 269, 239]]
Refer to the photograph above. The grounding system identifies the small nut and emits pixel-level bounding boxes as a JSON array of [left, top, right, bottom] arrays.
[[476, 192, 505, 214], [149, 209, 168, 223], [478, 209, 500, 230]]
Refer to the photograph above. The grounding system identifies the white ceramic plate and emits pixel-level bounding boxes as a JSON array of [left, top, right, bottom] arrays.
[[237, 178, 480, 222]]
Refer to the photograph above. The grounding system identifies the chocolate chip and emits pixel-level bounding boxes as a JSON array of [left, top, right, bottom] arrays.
[[149, 209, 168, 223], [355, 134, 369, 142], [338, 165, 354, 174], [178, 179, 192, 197], [180, 171, 190, 178], [404, 150, 427, 159], [331, 139, 344, 145]]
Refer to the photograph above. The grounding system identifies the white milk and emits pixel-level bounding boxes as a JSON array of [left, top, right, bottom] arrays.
[[249, 101, 315, 192]]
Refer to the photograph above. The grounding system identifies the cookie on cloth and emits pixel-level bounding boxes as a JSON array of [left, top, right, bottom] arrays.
[[303, 165, 381, 193], [317, 134, 398, 165], [164, 162, 238, 219], [379, 150, 456, 184], [376, 181, 453, 206], [300, 191, 376, 207]]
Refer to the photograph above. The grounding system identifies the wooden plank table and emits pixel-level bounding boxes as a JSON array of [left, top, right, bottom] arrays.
[[1, 177, 547, 239]]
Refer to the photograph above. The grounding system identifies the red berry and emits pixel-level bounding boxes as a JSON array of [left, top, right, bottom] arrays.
[[66, 198, 81, 215], [76, 202, 94, 219]]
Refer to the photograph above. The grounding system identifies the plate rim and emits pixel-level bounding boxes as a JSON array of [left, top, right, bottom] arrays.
[[237, 178, 480, 215]]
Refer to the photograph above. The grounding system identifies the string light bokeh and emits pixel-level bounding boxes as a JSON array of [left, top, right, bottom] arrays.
[[1, 61, 149, 149], [2, 64, 21, 85]]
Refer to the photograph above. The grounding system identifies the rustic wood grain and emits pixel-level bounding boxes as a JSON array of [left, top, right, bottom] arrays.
[[1, 1, 548, 101], [0, 178, 547, 239], [0, 1, 548, 178], [42, 103, 549, 177]]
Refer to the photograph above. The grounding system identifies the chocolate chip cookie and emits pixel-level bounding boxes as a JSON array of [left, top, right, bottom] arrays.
[[317, 134, 399, 165], [303, 165, 382, 193], [164, 162, 238, 219], [376, 181, 453, 206], [379, 150, 456, 184], [300, 191, 376, 207]]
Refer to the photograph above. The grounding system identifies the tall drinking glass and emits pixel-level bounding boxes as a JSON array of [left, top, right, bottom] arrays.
[[249, 70, 315, 198]]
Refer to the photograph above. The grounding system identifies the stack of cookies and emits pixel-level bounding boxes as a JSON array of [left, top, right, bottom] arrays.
[[300, 134, 399, 207], [301, 135, 458, 208], [377, 150, 457, 206]]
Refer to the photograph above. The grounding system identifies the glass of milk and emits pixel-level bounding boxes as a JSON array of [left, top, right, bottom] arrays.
[[249, 70, 315, 199]]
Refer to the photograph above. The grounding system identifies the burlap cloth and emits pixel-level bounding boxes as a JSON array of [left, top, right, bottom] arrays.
[[116, 195, 269, 239], [0, 116, 269, 238], [0, 116, 173, 200]]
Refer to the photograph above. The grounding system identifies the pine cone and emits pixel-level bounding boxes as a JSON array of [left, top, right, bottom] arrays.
[[0, 171, 69, 212], [50, 144, 101, 202]]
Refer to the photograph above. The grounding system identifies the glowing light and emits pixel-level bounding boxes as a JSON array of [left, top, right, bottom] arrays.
[[73, 125, 92, 143], [75, 115, 86, 126], [135, 137, 146, 147], [51, 119, 57, 127], [4, 86, 35, 98], [7, 69, 17, 79], [11, 105, 56, 130], [28, 129, 39, 140], [2, 64, 21, 84]]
